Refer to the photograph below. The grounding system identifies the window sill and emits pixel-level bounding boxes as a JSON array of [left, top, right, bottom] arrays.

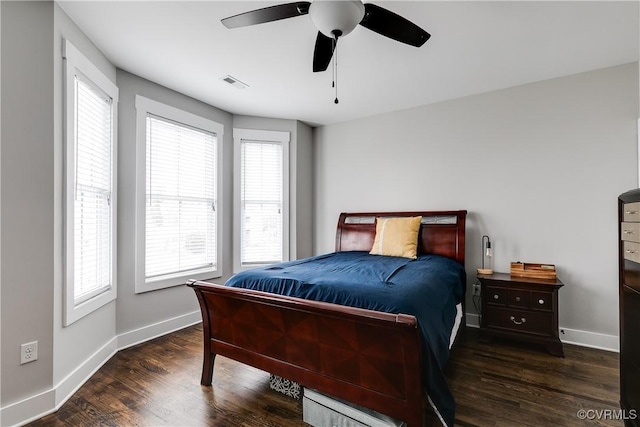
[[135, 268, 221, 294], [64, 286, 116, 326]]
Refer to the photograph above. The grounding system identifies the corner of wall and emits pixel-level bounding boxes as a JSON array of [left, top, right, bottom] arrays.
[[1, 0, 55, 413]]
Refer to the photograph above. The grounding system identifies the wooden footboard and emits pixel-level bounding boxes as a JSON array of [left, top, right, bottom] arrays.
[[188, 280, 426, 427], [189, 210, 466, 426]]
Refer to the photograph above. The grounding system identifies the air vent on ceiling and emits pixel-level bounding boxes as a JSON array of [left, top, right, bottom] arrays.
[[221, 75, 249, 89]]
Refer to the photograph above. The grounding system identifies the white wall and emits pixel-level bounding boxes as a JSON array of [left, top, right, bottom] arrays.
[[313, 63, 639, 349]]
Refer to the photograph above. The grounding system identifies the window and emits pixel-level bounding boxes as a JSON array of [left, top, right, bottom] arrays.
[[233, 129, 290, 272], [135, 96, 223, 293], [63, 40, 119, 326]]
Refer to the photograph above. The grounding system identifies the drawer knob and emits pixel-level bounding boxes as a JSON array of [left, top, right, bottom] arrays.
[[493, 294, 499, 300], [510, 316, 526, 325], [538, 299, 545, 305], [624, 230, 635, 234], [626, 250, 638, 254], [627, 210, 638, 214], [515, 296, 521, 302]]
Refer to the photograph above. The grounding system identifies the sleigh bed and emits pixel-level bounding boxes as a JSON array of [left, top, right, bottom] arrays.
[[188, 210, 467, 427]]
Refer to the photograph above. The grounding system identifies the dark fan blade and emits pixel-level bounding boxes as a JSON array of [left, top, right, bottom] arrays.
[[313, 32, 335, 72], [360, 3, 430, 47], [222, 2, 310, 29]]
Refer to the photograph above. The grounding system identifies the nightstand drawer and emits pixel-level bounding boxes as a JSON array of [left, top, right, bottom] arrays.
[[508, 289, 530, 308], [624, 241, 640, 263], [622, 222, 640, 243], [485, 308, 552, 336], [486, 287, 507, 306], [624, 202, 640, 222], [531, 291, 552, 311]]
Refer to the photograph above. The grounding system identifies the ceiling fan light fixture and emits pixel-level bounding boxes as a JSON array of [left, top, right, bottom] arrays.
[[309, 0, 365, 38]]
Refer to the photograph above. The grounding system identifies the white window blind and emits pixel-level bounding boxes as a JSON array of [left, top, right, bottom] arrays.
[[240, 140, 284, 265], [73, 74, 114, 304], [145, 115, 218, 280], [64, 39, 118, 326]]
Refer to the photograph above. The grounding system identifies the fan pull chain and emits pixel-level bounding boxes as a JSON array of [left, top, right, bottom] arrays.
[[332, 37, 335, 89], [333, 37, 339, 104]]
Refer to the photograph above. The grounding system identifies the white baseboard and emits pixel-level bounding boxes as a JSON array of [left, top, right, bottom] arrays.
[[1, 311, 202, 427], [559, 326, 619, 352], [117, 310, 202, 350], [465, 313, 480, 328], [464, 312, 619, 353], [54, 337, 118, 408], [1, 388, 55, 427]]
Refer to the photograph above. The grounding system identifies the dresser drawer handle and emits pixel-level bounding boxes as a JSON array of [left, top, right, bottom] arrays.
[[624, 230, 635, 234], [515, 296, 521, 302], [538, 299, 545, 305], [493, 294, 499, 300], [510, 316, 526, 325], [626, 250, 638, 254], [626, 210, 638, 215]]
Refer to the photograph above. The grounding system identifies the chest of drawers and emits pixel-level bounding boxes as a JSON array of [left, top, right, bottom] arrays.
[[478, 272, 564, 357], [619, 190, 640, 426]]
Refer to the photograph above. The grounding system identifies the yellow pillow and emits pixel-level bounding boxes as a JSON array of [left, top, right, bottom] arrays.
[[369, 216, 422, 259]]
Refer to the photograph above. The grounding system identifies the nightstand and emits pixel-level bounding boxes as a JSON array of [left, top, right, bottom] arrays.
[[478, 272, 564, 357]]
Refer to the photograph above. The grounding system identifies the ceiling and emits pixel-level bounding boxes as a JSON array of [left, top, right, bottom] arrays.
[[58, 1, 639, 127]]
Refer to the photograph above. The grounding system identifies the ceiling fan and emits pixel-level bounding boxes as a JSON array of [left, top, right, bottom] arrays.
[[221, 0, 431, 73]]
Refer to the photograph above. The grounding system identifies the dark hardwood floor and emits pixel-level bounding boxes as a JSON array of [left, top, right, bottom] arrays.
[[448, 331, 621, 427], [28, 325, 621, 426]]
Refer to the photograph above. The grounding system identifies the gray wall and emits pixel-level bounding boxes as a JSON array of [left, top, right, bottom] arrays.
[[1, 2, 3, 421], [313, 63, 639, 343], [52, 0, 118, 391], [1, 0, 55, 406], [295, 121, 314, 259], [115, 69, 234, 335], [0, 4, 311, 421], [1, 0, 120, 414]]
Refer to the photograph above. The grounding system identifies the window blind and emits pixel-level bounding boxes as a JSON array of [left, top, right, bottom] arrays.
[[240, 140, 283, 265], [74, 75, 113, 304], [145, 115, 217, 279]]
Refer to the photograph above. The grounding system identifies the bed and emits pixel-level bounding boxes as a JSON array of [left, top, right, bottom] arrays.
[[188, 210, 467, 427]]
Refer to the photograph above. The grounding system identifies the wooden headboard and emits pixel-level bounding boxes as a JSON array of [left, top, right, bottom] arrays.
[[335, 210, 467, 265]]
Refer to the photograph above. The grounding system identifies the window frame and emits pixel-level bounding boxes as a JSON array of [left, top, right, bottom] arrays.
[[135, 95, 223, 293], [63, 39, 119, 326], [233, 128, 290, 273]]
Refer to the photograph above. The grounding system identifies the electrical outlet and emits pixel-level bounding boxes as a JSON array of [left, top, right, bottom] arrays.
[[473, 282, 481, 295], [20, 341, 38, 365]]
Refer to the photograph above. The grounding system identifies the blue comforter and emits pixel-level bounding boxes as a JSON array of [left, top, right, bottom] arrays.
[[225, 251, 465, 426]]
